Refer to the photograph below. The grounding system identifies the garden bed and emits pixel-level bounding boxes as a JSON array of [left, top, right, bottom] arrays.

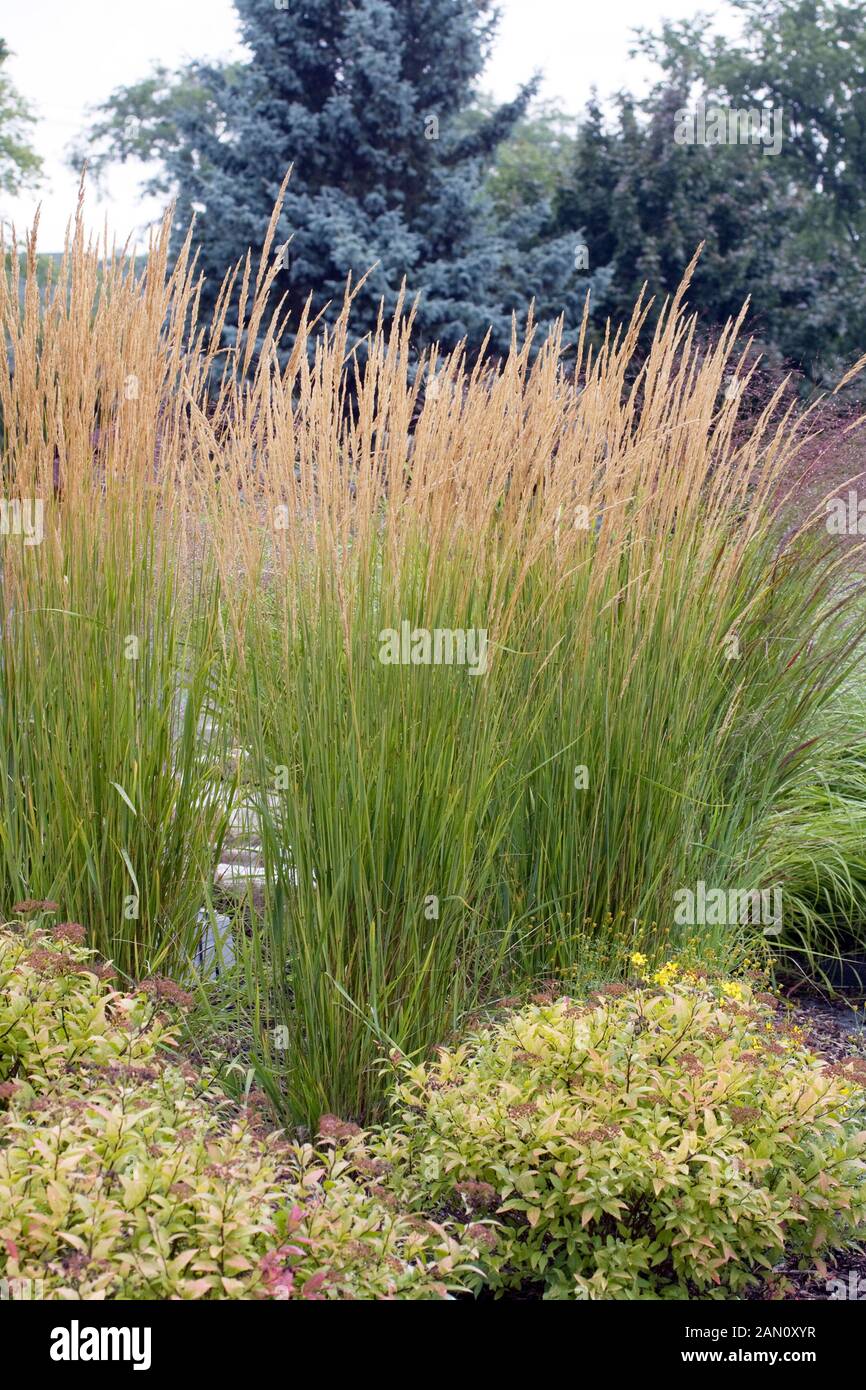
[[2, 917, 864, 1302]]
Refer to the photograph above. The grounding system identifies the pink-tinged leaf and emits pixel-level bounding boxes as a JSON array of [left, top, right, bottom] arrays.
[[302, 1270, 329, 1299], [186, 1278, 215, 1298]]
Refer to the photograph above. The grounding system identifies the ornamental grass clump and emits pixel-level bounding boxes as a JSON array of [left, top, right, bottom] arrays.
[[0, 212, 230, 979], [4, 187, 866, 1122], [380, 975, 866, 1299], [211, 227, 866, 1122]]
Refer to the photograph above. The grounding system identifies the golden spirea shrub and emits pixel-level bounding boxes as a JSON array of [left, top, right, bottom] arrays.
[[0, 925, 476, 1299], [380, 978, 866, 1299]]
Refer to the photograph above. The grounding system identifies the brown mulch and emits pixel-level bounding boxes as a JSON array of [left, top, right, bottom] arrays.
[[747, 990, 866, 1301], [750, 1247, 866, 1301], [784, 991, 866, 1062]]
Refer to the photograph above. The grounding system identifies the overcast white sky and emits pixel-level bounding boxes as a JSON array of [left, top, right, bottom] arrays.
[[2, 0, 736, 250]]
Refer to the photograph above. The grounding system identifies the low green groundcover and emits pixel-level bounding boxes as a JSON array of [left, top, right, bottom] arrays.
[[1, 922, 864, 1299], [0, 921, 474, 1299], [369, 968, 866, 1298]]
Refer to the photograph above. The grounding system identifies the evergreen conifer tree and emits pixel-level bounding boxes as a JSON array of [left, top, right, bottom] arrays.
[[80, 0, 553, 357]]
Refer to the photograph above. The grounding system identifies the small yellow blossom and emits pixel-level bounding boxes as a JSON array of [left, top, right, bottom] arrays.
[[652, 960, 680, 989]]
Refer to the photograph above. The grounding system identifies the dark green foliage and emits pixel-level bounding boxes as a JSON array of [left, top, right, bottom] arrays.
[[548, 0, 866, 383], [0, 38, 41, 194], [76, 0, 587, 358], [74, 0, 866, 380]]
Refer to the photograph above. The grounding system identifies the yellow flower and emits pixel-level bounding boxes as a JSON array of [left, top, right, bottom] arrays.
[[721, 981, 744, 1002], [630, 951, 648, 967], [652, 960, 681, 989]]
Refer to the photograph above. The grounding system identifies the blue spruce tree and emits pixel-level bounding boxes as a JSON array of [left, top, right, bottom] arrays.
[[79, 0, 569, 358]]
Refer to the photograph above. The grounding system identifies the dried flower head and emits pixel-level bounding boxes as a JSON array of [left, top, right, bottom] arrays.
[[53, 922, 86, 946], [12, 899, 59, 915], [678, 1051, 704, 1076], [23, 948, 76, 976], [465, 1223, 498, 1251], [507, 1101, 538, 1120], [139, 976, 194, 1009], [84, 962, 116, 981], [454, 1180, 498, 1213], [318, 1113, 363, 1142]]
